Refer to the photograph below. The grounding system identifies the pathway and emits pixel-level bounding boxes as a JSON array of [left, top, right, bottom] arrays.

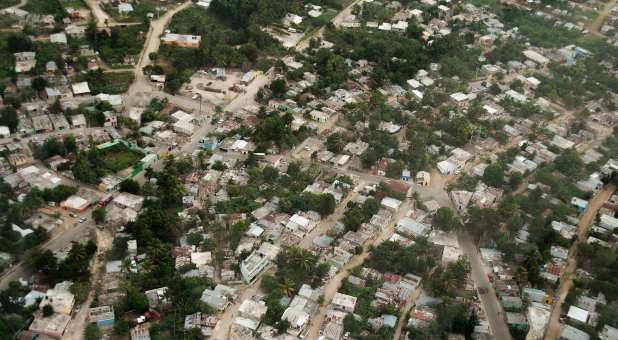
[[303, 200, 413, 340], [586, 0, 618, 36], [543, 184, 615, 340]]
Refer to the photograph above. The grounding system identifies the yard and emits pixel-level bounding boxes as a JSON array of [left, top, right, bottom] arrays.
[[100, 144, 144, 173], [0, 0, 19, 9]]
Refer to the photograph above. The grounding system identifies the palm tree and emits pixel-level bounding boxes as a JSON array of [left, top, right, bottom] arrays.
[[278, 278, 296, 297]]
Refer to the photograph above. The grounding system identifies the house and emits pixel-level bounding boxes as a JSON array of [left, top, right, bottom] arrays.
[[238, 299, 268, 321], [50, 114, 70, 130], [118, 3, 134, 14], [103, 111, 117, 127], [71, 114, 87, 128], [130, 324, 150, 340], [310, 110, 330, 122], [561, 325, 590, 340], [14, 52, 36, 73], [240, 250, 270, 283], [50, 32, 67, 45], [28, 312, 71, 338], [113, 193, 144, 211], [450, 92, 470, 108], [40, 287, 75, 315], [416, 171, 430, 186], [600, 325, 618, 340], [0, 126, 10, 138], [89, 306, 115, 328], [599, 214, 618, 231], [161, 33, 202, 48], [332, 292, 357, 313], [184, 312, 217, 337], [145, 287, 168, 308], [567, 306, 589, 324], [65, 24, 86, 38], [72, 82, 91, 96], [571, 197, 588, 213], [241, 70, 257, 85], [381, 197, 402, 211], [396, 217, 430, 237], [200, 284, 237, 311], [523, 49, 549, 66], [401, 169, 411, 181], [437, 160, 458, 175], [60, 195, 90, 212]]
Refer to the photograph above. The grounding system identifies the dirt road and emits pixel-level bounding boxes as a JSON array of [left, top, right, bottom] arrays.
[[586, 0, 618, 36], [295, 0, 362, 51], [392, 287, 422, 340], [85, 0, 113, 27], [127, 0, 192, 96], [303, 200, 413, 340], [63, 228, 113, 340], [543, 184, 615, 340]]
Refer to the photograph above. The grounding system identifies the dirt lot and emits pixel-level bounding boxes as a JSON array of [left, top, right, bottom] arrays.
[[183, 70, 244, 106], [295, 137, 325, 161]]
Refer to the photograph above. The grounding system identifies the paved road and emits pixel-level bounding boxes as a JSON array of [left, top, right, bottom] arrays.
[[0, 210, 96, 290], [0, 127, 106, 149], [543, 184, 615, 340], [459, 232, 511, 340]]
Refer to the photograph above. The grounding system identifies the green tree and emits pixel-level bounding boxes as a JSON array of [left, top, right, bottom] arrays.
[[92, 207, 106, 224], [119, 179, 141, 194], [42, 304, 54, 317], [269, 79, 287, 98], [433, 207, 459, 232], [0, 107, 19, 132], [326, 132, 346, 153], [84, 324, 102, 340], [483, 163, 505, 187], [32, 77, 48, 92]]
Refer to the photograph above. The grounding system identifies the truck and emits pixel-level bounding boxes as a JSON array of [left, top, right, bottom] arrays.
[[97, 194, 113, 208]]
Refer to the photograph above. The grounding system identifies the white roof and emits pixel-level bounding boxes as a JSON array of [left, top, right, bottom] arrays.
[[381, 197, 402, 210], [0, 125, 10, 136], [171, 110, 193, 122], [61, 195, 89, 210], [437, 160, 457, 174], [72, 82, 90, 95], [96, 93, 122, 106], [450, 92, 468, 102], [332, 292, 357, 309], [118, 3, 134, 12], [231, 139, 248, 151], [407, 79, 422, 88], [523, 49, 549, 65]]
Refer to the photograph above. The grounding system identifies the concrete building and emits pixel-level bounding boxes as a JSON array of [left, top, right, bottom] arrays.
[[14, 52, 36, 73], [332, 292, 357, 313], [88, 306, 115, 327], [60, 195, 90, 212], [161, 33, 202, 48]]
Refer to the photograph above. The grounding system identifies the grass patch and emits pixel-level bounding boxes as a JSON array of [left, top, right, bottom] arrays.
[[74, 70, 135, 94], [22, 0, 66, 16], [500, 7, 583, 48], [90, 24, 147, 64], [61, 0, 86, 8], [0, 14, 18, 28], [100, 144, 144, 172], [0, 0, 19, 9]]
